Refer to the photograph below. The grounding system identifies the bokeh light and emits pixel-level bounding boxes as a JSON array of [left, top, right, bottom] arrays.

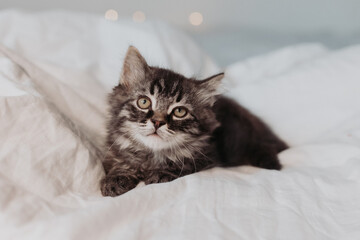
[[104, 9, 118, 21], [189, 12, 203, 26], [133, 11, 146, 23]]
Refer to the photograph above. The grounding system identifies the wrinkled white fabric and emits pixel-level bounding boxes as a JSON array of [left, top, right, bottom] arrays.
[[0, 10, 359, 240]]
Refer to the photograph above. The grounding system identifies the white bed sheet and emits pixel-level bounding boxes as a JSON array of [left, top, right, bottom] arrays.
[[0, 10, 359, 240]]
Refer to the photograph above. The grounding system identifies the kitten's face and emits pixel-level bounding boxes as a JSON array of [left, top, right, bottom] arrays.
[[109, 46, 223, 153], [118, 72, 212, 151]]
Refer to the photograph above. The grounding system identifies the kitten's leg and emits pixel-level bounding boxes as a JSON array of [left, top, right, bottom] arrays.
[[100, 158, 139, 197], [143, 170, 178, 185], [248, 146, 282, 170], [101, 174, 139, 197], [143, 158, 207, 185], [143, 162, 197, 185]]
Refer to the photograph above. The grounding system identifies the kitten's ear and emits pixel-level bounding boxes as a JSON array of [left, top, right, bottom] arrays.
[[199, 72, 224, 92], [119, 46, 149, 89], [197, 73, 224, 105]]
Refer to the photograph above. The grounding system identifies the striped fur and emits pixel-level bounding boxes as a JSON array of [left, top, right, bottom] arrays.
[[100, 47, 287, 197]]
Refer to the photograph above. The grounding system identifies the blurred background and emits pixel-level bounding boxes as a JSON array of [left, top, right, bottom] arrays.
[[1, 0, 360, 66]]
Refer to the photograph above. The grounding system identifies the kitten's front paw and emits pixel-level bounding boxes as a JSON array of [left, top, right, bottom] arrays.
[[144, 173, 176, 185], [100, 175, 138, 197]]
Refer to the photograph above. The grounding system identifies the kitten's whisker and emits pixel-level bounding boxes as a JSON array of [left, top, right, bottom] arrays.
[[107, 129, 122, 135], [101, 137, 119, 163], [168, 141, 184, 169], [166, 129, 175, 135], [167, 140, 185, 172], [180, 142, 197, 173], [172, 137, 195, 174], [178, 160, 185, 177], [176, 136, 205, 173]]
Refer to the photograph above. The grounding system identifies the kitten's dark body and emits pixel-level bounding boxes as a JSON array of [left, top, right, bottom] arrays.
[[101, 47, 287, 197]]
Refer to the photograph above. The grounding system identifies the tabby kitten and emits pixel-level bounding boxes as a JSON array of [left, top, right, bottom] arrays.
[[100, 46, 287, 197]]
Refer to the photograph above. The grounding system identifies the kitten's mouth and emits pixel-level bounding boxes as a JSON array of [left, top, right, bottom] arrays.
[[147, 132, 162, 139]]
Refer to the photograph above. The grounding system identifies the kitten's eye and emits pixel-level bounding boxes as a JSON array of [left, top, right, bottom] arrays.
[[173, 107, 188, 118], [137, 97, 151, 109]]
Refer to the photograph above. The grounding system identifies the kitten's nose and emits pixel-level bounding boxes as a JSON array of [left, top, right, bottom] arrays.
[[151, 119, 166, 129]]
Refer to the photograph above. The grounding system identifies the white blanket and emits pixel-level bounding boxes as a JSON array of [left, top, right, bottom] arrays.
[[0, 10, 359, 240]]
